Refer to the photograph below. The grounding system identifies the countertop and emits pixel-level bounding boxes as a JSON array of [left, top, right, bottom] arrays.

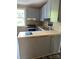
[[18, 23, 61, 38], [18, 29, 60, 38]]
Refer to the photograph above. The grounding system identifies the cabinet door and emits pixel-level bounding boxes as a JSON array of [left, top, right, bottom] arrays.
[[46, 0, 51, 18], [50, 0, 60, 22], [41, 4, 47, 19], [50, 35, 61, 53], [41, 0, 60, 22], [18, 36, 51, 59], [41, 0, 51, 20], [29, 36, 51, 58]]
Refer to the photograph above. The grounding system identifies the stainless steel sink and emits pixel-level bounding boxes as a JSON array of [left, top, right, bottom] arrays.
[[27, 25, 42, 31], [26, 25, 46, 32], [27, 27, 42, 31]]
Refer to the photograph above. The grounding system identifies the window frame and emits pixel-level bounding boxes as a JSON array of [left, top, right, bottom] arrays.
[[17, 8, 26, 26]]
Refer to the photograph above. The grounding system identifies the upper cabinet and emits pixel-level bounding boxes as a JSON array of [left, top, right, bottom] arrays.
[[41, 0, 60, 22], [50, 0, 60, 22], [41, 0, 51, 20]]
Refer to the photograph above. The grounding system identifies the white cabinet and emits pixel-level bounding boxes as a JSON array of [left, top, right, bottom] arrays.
[[18, 35, 61, 59], [41, 4, 46, 19], [41, 0, 60, 22], [50, 35, 61, 53], [41, 0, 51, 20], [18, 36, 51, 59], [50, 0, 60, 22]]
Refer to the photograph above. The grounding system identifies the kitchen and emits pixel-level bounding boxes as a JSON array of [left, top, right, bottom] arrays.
[[17, 0, 61, 59]]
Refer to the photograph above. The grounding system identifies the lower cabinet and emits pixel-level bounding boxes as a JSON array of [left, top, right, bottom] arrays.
[[50, 35, 61, 53], [18, 36, 51, 59], [18, 35, 61, 59]]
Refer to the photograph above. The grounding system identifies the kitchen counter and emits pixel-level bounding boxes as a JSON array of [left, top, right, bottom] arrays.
[[18, 29, 60, 38], [18, 26, 61, 59]]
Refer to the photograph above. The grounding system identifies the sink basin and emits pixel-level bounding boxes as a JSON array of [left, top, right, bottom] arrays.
[[27, 28, 38, 31], [27, 25, 42, 31], [27, 27, 42, 31]]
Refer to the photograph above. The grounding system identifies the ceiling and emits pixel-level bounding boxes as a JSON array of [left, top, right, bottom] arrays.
[[17, 0, 48, 8]]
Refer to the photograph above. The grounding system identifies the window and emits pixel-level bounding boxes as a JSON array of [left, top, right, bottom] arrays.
[[17, 9, 25, 26]]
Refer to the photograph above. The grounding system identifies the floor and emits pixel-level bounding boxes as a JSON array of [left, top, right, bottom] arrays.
[[33, 53, 61, 59]]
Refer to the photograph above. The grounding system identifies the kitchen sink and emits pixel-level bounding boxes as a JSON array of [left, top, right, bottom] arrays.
[[27, 27, 42, 31], [27, 25, 42, 31]]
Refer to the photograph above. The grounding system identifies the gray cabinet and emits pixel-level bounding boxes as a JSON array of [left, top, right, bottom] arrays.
[[18, 36, 51, 59], [50, 0, 60, 22], [41, 0, 60, 22], [41, 4, 47, 19], [50, 35, 61, 53], [41, 0, 51, 20], [18, 35, 61, 59]]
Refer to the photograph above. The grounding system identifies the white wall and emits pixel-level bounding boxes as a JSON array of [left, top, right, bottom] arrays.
[[26, 7, 41, 20]]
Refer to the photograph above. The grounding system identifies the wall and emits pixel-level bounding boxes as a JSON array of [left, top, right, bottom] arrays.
[[26, 7, 41, 20], [53, 22, 61, 33], [17, 26, 27, 35], [17, 5, 41, 24]]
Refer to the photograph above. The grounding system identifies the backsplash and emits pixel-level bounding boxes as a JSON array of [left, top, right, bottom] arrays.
[[26, 20, 43, 26]]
